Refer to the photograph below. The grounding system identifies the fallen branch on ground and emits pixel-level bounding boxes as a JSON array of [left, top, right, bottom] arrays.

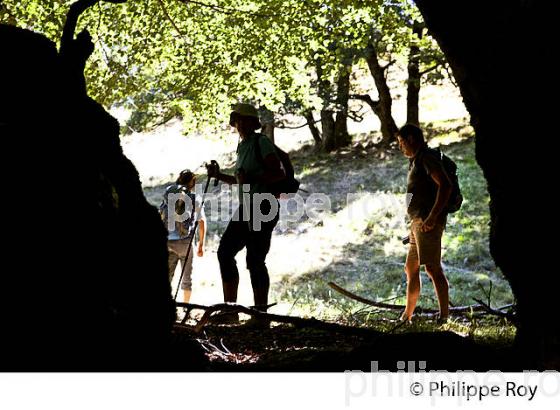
[[328, 282, 514, 318], [472, 298, 516, 321], [175, 302, 382, 336], [177, 302, 276, 325]]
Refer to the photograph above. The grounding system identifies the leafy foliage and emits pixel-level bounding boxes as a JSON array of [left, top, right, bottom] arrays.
[[1, 0, 447, 133]]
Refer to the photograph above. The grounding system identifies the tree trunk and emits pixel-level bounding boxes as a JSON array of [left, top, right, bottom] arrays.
[[315, 58, 338, 152], [303, 109, 322, 148], [415, 0, 558, 368], [406, 22, 423, 126], [333, 64, 352, 149], [320, 109, 336, 152], [259, 105, 275, 143], [364, 43, 398, 148], [1, 25, 209, 370]]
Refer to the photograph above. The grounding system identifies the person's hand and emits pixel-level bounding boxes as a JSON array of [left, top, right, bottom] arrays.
[[420, 216, 437, 232], [197, 243, 204, 257], [206, 160, 220, 178]]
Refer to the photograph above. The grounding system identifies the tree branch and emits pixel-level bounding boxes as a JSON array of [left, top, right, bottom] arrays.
[[443, 64, 458, 87], [420, 63, 440, 76], [349, 94, 380, 115], [472, 298, 516, 321], [176, 302, 382, 336], [328, 282, 515, 317], [158, 0, 186, 37], [176, 0, 277, 18], [275, 119, 320, 130], [60, 0, 99, 51], [350, 94, 379, 106], [381, 59, 397, 73]]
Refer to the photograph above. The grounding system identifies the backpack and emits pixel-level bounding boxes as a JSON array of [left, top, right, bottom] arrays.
[[431, 148, 463, 213], [159, 184, 196, 239], [255, 135, 300, 195]]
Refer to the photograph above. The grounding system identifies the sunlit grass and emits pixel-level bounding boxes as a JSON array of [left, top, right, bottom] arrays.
[[272, 120, 514, 344]]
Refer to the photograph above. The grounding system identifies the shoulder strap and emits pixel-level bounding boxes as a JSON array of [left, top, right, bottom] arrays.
[[184, 191, 195, 220], [414, 146, 441, 175], [254, 133, 269, 165]]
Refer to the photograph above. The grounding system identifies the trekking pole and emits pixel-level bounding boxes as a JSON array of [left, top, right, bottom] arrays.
[[173, 168, 215, 301]]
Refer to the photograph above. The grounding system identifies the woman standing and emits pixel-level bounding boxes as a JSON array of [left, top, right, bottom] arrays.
[[207, 103, 285, 324]]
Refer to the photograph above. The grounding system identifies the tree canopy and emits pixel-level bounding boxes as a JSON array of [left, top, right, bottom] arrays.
[[1, 0, 445, 135]]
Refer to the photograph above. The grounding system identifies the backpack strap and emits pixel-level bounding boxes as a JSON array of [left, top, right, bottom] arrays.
[[187, 191, 196, 222], [413, 146, 443, 175], [253, 133, 266, 166]]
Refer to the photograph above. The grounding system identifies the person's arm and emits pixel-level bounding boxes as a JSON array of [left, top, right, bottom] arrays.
[[216, 172, 237, 185], [197, 218, 205, 257], [422, 165, 452, 232], [193, 197, 206, 256], [206, 161, 237, 185]]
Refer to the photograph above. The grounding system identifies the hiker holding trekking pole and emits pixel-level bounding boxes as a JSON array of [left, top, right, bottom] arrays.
[[160, 170, 206, 303], [206, 103, 287, 326]]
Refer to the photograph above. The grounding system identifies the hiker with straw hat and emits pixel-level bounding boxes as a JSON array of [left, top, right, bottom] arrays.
[[206, 103, 285, 325]]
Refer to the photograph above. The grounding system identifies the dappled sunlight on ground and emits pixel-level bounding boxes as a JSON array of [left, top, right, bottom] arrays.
[[269, 192, 409, 279], [167, 190, 411, 316]]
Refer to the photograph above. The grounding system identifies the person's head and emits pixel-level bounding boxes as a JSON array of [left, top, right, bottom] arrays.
[[229, 103, 261, 137], [176, 169, 195, 189], [396, 123, 425, 158]]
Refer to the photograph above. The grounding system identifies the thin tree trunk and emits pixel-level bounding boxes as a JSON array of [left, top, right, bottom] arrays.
[[315, 58, 337, 152], [320, 110, 336, 152], [406, 22, 423, 126], [303, 110, 322, 148], [334, 64, 351, 149], [259, 106, 275, 143], [364, 43, 398, 148]]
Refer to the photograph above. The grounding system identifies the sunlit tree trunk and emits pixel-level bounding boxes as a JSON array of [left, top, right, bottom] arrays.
[[365, 43, 398, 148], [333, 64, 352, 149], [320, 109, 336, 152], [406, 22, 423, 126], [259, 105, 275, 143], [303, 109, 322, 149]]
